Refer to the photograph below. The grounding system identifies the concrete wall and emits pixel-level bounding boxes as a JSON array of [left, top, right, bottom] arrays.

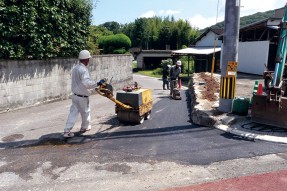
[[0, 54, 133, 113]]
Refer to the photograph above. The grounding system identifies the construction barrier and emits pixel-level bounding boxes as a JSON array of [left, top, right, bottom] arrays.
[[250, 80, 259, 106], [178, 78, 182, 89], [257, 83, 263, 95], [220, 76, 236, 99], [253, 80, 259, 95]]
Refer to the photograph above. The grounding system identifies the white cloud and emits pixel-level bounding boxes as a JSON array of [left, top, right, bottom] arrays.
[[191, 0, 284, 29], [188, 14, 224, 29], [164, 10, 180, 15], [140, 11, 156, 18], [140, 10, 180, 18]]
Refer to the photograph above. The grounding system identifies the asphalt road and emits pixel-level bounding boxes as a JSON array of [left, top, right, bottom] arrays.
[[120, 75, 287, 164], [1, 74, 287, 191]]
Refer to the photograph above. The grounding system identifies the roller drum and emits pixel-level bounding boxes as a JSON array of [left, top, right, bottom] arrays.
[[117, 110, 144, 124]]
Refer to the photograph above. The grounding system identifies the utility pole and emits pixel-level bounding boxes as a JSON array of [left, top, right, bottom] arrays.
[[219, 0, 241, 113]]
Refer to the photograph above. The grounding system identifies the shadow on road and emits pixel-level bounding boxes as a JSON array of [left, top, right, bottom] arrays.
[[0, 124, 209, 149], [0, 88, 202, 149]]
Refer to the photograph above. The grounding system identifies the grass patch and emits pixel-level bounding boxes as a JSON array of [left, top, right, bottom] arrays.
[[136, 70, 161, 78], [134, 68, 192, 87], [134, 68, 192, 78]]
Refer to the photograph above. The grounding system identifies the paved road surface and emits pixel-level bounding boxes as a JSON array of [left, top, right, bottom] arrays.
[[1, 74, 287, 191]]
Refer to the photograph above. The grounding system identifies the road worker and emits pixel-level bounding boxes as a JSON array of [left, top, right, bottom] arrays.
[[63, 50, 98, 137], [169, 60, 181, 96]]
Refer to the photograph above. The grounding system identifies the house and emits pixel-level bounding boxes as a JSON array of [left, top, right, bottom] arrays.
[[172, 27, 223, 73], [236, 7, 283, 74], [136, 50, 173, 69], [173, 7, 284, 75]]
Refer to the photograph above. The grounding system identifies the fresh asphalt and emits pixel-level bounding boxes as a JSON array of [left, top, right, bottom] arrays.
[[91, 87, 287, 166], [1, 74, 287, 190], [105, 75, 287, 165]]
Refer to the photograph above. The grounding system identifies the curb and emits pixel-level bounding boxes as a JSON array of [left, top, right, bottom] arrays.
[[214, 118, 287, 144], [190, 72, 287, 145]]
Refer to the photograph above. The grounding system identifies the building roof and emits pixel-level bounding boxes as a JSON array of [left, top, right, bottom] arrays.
[[195, 7, 285, 43], [194, 27, 224, 44], [172, 47, 221, 55]]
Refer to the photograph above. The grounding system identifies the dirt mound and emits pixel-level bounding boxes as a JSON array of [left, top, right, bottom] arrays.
[[199, 73, 220, 102]]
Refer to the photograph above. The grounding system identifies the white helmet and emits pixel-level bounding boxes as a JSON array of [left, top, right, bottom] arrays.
[[176, 60, 182, 66], [78, 50, 92, 60]]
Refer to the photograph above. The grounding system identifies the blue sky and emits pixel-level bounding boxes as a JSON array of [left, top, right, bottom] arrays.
[[92, 0, 286, 29]]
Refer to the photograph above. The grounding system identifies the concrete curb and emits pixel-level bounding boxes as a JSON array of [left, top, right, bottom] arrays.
[[214, 118, 287, 144], [190, 72, 287, 145]]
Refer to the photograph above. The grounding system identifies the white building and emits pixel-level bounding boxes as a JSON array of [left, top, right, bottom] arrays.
[[183, 7, 284, 75]]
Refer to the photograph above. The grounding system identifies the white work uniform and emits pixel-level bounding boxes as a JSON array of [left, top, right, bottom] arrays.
[[64, 62, 97, 133]]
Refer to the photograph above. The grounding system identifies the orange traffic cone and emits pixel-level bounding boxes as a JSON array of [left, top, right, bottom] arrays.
[[257, 83, 263, 95], [178, 79, 182, 89]]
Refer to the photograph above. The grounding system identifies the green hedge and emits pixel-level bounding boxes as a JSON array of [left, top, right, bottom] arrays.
[[98, 33, 131, 54], [0, 0, 92, 59]]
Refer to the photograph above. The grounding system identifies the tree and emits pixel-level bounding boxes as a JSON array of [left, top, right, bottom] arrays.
[[119, 16, 200, 50], [132, 18, 148, 49], [173, 19, 197, 49], [158, 26, 171, 49], [121, 23, 135, 43], [97, 33, 131, 54], [0, 0, 93, 59], [95, 15, 200, 51], [88, 25, 113, 55], [99, 21, 122, 34]]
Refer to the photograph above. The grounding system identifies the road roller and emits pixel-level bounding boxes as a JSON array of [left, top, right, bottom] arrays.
[[95, 79, 152, 124]]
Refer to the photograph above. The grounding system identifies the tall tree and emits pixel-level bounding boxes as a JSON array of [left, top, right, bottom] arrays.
[[132, 18, 148, 49], [98, 16, 200, 51], [158, 26, 171, 49], [100, 21, 122, 34], [0, 0, 93, 59]]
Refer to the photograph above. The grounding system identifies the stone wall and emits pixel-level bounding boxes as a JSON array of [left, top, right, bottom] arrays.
[[190, 73, 218, 127], [0, 54, 133, 113]]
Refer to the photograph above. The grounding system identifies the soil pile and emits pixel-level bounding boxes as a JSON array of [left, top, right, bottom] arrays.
[[199, 73, 220, 102]]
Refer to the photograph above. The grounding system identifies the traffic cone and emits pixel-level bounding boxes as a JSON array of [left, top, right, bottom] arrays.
[[253, 80, 259, 95], [178, 79, 182, 89], [250, 80, 259, 107], [257, 83, 263, 95]]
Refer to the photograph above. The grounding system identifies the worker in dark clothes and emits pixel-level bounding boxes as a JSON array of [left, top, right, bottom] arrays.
[[162, 65, 170, 90], [169, 60, 181, 96]]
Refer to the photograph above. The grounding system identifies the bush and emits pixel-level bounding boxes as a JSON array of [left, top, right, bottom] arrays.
[[181, 60, 194, 74], [0, 0, 93, 59], [113, 48, 127, 54], [152, 68, 162, 75], [160, 58, 173, 68], [98, 33, 131, 54]]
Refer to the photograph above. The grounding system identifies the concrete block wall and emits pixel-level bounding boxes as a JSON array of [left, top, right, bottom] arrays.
[[0, 54, 133, 113]]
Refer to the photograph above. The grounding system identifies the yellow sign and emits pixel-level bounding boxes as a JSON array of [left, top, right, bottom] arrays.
[[226, 61, 238, 77]]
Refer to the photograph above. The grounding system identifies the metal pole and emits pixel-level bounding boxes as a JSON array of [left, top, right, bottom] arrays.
[[188, 55, 190, 78], [218, 0, 240, 113], [211, 0, 220, 78], [211, 36, 217, 78]]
